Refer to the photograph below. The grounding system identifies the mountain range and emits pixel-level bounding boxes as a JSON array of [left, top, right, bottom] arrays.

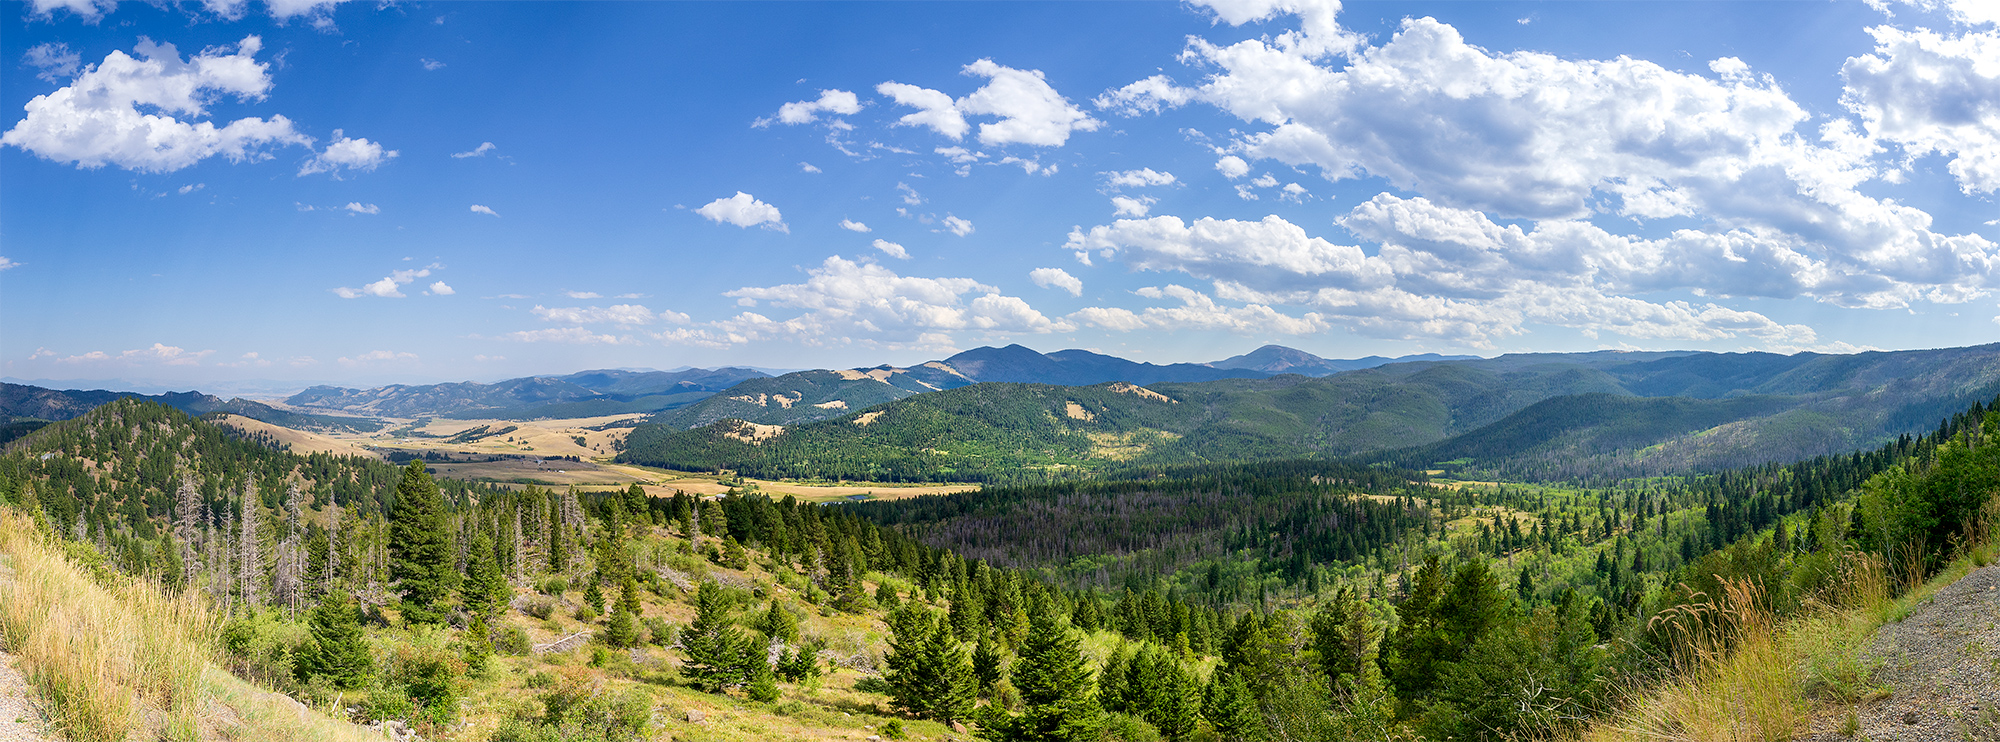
[[618, 343, 2000, 482], [271, 344, 1457, 424], [0, 382, 382, 444]]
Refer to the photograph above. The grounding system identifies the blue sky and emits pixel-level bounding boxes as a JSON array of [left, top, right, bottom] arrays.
[[4, 0, 1998, 388]]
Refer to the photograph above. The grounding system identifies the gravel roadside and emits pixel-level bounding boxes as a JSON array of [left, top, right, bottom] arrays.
[[1800, 563, 2000, 742]]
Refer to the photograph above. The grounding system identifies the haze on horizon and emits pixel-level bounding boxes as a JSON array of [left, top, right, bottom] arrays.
[[4, 0, 1999, 388]]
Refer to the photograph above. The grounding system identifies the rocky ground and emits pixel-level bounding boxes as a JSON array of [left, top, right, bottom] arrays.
[[1800, 563, 2000, 742]]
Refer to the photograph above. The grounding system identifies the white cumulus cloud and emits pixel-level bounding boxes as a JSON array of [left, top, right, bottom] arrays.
[[23, 43, 81, 83], [878, 59, 1101, 147], [1111, 195, 1156, 217], [1842, 25, 2000, 194], [1, 36, 314, 173], [942, 215, 975, 236], [427, 281, 453, 295], [344, 202, 379, 214], [470, 204, 500, 217], [1030, 267, 1083, 296], [839, 218, 871, 233], [333, 265, 439, 299], [532, 304, 676, 326], [696, 192, 787, 232], [298, 130, 397, 176], [711, 255, 1067, 346], [1104, 168, 1178, 188], [872, 239, 911, 259], [759, 89, 863, 126]]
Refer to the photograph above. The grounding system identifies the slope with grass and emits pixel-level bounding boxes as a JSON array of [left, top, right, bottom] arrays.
[[0, 507, 378, 742]]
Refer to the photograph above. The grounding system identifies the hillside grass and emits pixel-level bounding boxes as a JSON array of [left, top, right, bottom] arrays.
[[1584, 505, 1999, 742], [0, 507, 376, 742]]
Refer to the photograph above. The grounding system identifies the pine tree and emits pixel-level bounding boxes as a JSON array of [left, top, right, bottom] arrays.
[[754, 599, 799, 642], [605, 579, 643, 648], [604, 607, 640, 649], [989, 606, 1102, 742], [621, 483, 649, 535], [461, 531, 509, 619], [884, 606, 976, 722], [388, 461, 455, 624], [1146, 654, 1201, 742], [746, 654, 781, 702], [681, 580, 751, 692], [1201, 669, 1260, 741], [295, 590, 372, 689], [1308, 587, 1377, 689], [973, 633, 1005, 690]]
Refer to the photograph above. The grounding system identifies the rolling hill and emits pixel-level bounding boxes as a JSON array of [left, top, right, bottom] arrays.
[[620, 343, 2000, 482], [0, 382, 381, 440], [284, 366, 769, 419], [643, 343, 1460, 430]]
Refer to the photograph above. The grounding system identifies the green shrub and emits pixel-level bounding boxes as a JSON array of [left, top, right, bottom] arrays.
[[642, 617, 675, 646], [496, 627, 533, 656], [521, 599, 554, 620], [1102, 712, 1163, 742], [219, 610, 309, 690], [360, 685, 413, 723], [379, 628, 469, 725]]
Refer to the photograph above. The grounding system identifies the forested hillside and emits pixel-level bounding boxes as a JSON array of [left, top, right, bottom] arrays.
[[1, 381, 381, 440], [285, 367, 770, 421], [623, 344, 2000, 483]]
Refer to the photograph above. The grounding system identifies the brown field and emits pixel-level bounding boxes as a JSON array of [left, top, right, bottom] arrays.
[[418, 457, 652, 487], [211, 414, 382, 459], [240, 414, 981, 500]]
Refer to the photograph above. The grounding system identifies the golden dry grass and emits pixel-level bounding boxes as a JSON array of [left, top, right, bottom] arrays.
[[0, 507, 377, 742], [1592, 578, 1804, 742], [0, 508, 210, 741], [210, 414, 382, 460], [1586, 498, 2000, 742]]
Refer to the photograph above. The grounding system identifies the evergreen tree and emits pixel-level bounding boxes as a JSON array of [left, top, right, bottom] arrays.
[[584, 579, 605, 615], [681, 580, 752, 692], [1201, 669, 1260, 741], [1137, 649, 1200, 741], [747, 653, 781, 702], [884, 606, 976, 722], [622, 483, 649, 534], [876, 581, 901, 610], [972, 633, 1005, 690], [461, 530, 509, 619], [294, 590, 372, 689], [388, 461, 454, 624], [778, 637, 827, 682], [1307, 587, 1376, 689], [984, 606, 1102, 742], [753, 599, 799, 642], [617, 576, 642, 616], [604, 580, 643, 648]]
